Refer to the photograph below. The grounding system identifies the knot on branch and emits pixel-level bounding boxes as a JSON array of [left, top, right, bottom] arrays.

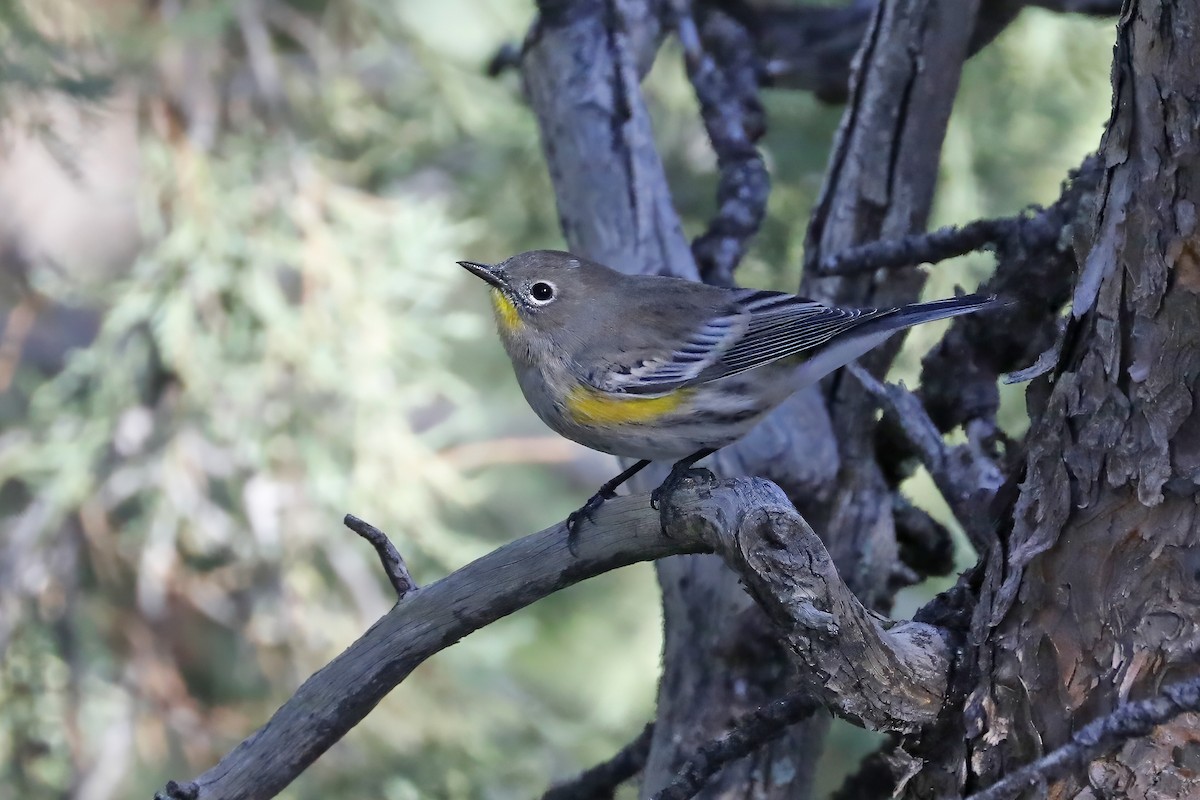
[[664, 478, 954, 732]]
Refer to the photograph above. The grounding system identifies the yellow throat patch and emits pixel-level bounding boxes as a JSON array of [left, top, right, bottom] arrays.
[[566, 384, 692, 426], [491, 289, 523, 333]]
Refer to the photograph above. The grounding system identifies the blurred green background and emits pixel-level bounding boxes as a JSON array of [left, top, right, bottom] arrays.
[[0, 2, 1113, 798]]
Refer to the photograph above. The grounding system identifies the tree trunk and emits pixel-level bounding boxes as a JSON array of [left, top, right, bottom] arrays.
[[911, 2, 1200, 797]]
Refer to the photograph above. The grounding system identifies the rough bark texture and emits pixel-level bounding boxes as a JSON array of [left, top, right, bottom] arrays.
[[912, 3, 1200, 798], [800, 0, 980, 607], [523, 0, 696, 281]]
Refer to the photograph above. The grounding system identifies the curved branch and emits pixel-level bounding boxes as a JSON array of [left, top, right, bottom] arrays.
[[156, 494, 708, 800], [541, 723, 654, 800], [156, 478, 954, 800], [664, 479, 953, 731], [343, 514, 417, 598], [673, 0, 769, 286]]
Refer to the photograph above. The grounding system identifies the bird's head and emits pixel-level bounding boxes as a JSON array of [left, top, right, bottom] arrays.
[[458, 250, 614, 353]]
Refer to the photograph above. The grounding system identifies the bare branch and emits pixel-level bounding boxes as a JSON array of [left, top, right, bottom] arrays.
[[342, 514, 417, 599], [156, 477, 955, 799], [814, 209, 1059, 277], [848, 365, 1002, 554], [815, 154, 1100, 282], [672, 0, 769, 286], [155, 493, 705, 800], [961, 676, 1200, 800], [664, 479, 955, 732], [915, 155, 1102, 432], [721, 0, 1122, 103], [650, 692, 820, 800], [522, 0, 696, 279], [541, 723, 654, 800]]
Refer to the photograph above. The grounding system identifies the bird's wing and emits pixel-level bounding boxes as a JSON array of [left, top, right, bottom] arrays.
[[584, 289, 998, 394], [584, 307, 748, 395], [691, 289, 900, 383], [588, 290, 895, 395]]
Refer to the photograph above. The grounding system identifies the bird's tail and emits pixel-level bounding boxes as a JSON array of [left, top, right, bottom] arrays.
[[879, 293, 1008, 332], [788, 293, 1007, 392]]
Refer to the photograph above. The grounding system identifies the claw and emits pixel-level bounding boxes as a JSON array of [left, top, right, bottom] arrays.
[[565, 489, 615, 555]]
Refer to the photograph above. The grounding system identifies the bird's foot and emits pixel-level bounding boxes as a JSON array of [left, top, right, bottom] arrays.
[[650, 467, 716, 515], [650, 466, 716, 510], [652, 466, 716, 537], [565, 488, 617, 555]]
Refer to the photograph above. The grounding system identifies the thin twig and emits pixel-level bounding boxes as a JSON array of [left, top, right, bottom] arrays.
[[650, 692, 820, 800], [486, 42, 522, 77], [817, 209, 1056, 276], [670, 0, 768, 286], [541, 723, 654, 800], [847, 364, 1002, 553], [343, 514, 417, 599], [819, 154, 1101, 280], [961, 676, 1200, 800]]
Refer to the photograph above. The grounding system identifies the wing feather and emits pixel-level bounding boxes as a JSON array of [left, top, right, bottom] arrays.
[[587, 310, 747, 394], [587, 290, 898, 394], [698, 291, 897, 381], [585, 288, 998, 395]]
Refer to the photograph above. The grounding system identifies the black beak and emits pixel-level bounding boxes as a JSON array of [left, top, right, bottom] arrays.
[[457, 260, 506, 289]]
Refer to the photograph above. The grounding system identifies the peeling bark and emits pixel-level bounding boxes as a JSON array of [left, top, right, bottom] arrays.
[[926, 3, 1200, 798]]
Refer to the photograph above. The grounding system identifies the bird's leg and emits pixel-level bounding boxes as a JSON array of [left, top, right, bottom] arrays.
[[650, 448, 717, 511], [566, 458, 652, 544]]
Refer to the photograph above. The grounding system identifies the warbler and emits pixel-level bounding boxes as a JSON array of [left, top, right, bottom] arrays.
[[459, 250, 1003, 532]]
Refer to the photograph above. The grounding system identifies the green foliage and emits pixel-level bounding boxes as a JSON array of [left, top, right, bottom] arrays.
[[0, 1, 1115, 798]]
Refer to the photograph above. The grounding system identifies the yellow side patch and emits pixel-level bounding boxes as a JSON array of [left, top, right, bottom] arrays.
[[566, 384, 691, 426], [491, 289, 523, 333]]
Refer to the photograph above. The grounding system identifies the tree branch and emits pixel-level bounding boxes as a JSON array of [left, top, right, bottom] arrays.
[[961, 676, 1200, 800], [848, 365, 1002, 554], [672, 0, 769, 286], [342, 514, 417, 599], [723, 0, 1122, 103], [156, 477, 954, 800], [541, 723, 654, 800], [155, 493, 706, 800], [663, 478, 954, 732], [915, 155, 1101, 433], [814, 206, 1065, 277], [522, 0, 696, 279], [650, 691, 820, 800]]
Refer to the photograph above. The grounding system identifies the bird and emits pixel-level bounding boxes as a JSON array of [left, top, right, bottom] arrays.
[[458, 250, 1003, 535]]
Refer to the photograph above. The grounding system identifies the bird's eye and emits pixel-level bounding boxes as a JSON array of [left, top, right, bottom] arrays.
[[529, 281, 556, 304]]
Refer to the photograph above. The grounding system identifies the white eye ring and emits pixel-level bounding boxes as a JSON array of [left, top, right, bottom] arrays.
[[529, 281, 556, 305]]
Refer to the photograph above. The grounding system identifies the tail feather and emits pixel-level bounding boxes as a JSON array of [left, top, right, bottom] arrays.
[[867, 293, 1006, 334], [788, 293, 1006, 392]]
